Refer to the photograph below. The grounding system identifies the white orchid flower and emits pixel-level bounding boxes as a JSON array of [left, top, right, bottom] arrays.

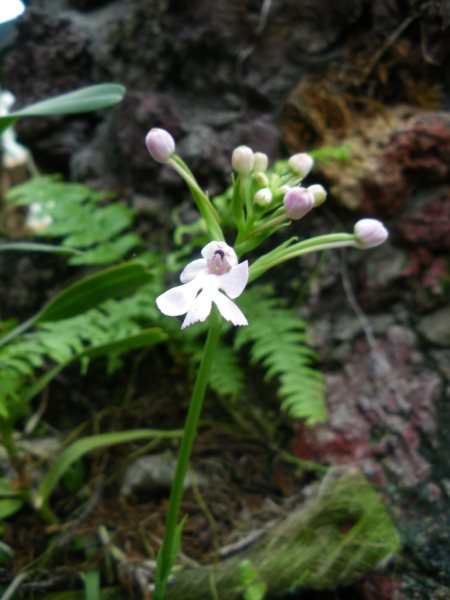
[[157, 241, 249, 329]]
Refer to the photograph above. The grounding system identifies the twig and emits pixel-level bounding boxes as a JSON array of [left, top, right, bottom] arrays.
[[216, 526, 270, 558], [339, 251, 390, 377], [191, 471, 221, 555], [358, 15, 418, 86], [236, 0, 273, 79]]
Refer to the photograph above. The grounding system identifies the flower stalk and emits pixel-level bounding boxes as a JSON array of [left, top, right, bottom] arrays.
[[249, 233, 357, 281], [153, 310, 222, 600], [145, 128, 389, 598], [168, 155, 224, 241]]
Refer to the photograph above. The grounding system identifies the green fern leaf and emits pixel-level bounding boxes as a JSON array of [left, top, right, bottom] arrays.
[[209, 341, 245, 397], [236, 286, 326, 424], [0, 280, 164, 418], [5, 176, 136, 266]]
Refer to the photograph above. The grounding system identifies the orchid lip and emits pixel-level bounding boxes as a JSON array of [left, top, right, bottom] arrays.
[[156, 241, 249, 328]]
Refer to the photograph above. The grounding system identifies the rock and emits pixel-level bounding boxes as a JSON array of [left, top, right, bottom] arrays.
[[120, 453, 205, 497], [417, 307, 450, 347], [68, 0, 111, 9], [292, 325, 443, 488], [112, 90, 182, 192], [4, 9, 91, 106], [364, 111, 450, 216], [395, 186, 450, 251], [431, 350, 450, 380]]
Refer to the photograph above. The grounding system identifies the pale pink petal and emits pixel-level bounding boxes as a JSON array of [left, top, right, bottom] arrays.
[[219, 261, 249, 299], [212, 291, 248, 326], [180, 259, 207, 283], [181, 289, 213, 329], [156, 279, 201, 316], [201, 241, 238, 267]]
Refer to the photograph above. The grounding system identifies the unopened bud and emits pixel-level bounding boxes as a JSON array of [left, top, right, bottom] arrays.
[[288, 153, 314, 178], [145, 128, 175, 164], [232, 145, 255, 175], [283, 187, 314, 220], [253, 152, 269, 172], [354, 219, 388, 248], [307, 184, 327, 207], [253, 171, 269, 188], [254, 188, 273, 207], [279, 184, 291, 195]]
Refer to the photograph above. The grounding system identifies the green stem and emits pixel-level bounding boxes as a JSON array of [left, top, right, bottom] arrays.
[[154, 311, 222, 599], [250, 211, 287, 236], [249, 234, 356, 281], [0, 315, 36, 348], [0, 420, 16, 459], [168, 156, 223, 241]]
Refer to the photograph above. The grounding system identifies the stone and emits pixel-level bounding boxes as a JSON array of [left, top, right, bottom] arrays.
[[292, 326, 443, 489], [120, 453, 205, 497], [395, 186, 450, 251], [417, 307, 450, 347]]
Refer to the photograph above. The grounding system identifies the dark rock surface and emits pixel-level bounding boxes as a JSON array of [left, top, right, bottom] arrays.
[[2, 0, 450, 598]]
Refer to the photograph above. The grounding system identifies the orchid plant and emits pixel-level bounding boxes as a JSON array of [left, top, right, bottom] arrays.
[[145, 127, 388, 599]]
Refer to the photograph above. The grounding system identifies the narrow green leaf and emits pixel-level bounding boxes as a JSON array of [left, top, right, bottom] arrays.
[[37, 429, 183, 507], [2, 84, 125, 120], [81, 570, 101, 600], [21, 329, 167, 405], [37, 261, 152, 322], [0, 479, 20, 498], [81, 329, 167, 359], [0, 242, 83, 256], [0, 261, 152, 347], [0, 116, 17, 135], [0, 498, 24, 520]]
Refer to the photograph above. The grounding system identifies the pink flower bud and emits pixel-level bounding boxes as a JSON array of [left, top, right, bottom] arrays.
[[232, 145, 255, 175], [145, 128, 175, 163], [283, 187, 314, 220], [354, 219, 388, 248], [288, 153, 314, 178], [307, 184, 327, 207], [253, 152, 269, 172], [253, 188, 273, 207]]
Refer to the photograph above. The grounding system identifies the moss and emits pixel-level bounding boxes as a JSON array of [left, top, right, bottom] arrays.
[[166, 469, 401, 599]]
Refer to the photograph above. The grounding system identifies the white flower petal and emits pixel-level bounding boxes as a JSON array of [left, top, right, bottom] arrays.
[[156, 279, 201, 316], [219, 261, 249, 299], [181, 289, 213, 329], [212, 291, 248, 326], [201, 241, 238, 267], [180, 259, 207, 283]]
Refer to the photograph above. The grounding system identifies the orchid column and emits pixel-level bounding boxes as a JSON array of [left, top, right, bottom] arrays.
[[145, 128, 388, 599]]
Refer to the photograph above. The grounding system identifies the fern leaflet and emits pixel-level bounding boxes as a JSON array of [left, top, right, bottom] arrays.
[[235, 287, 326, 424]]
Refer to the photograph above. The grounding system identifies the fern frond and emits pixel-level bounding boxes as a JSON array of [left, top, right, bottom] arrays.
[[208, 341, 245, 397], [171, 324, 245, 399], [0, 281, 163, 416], [235, 287, 326, 424], [5, 176, 139, 266]]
